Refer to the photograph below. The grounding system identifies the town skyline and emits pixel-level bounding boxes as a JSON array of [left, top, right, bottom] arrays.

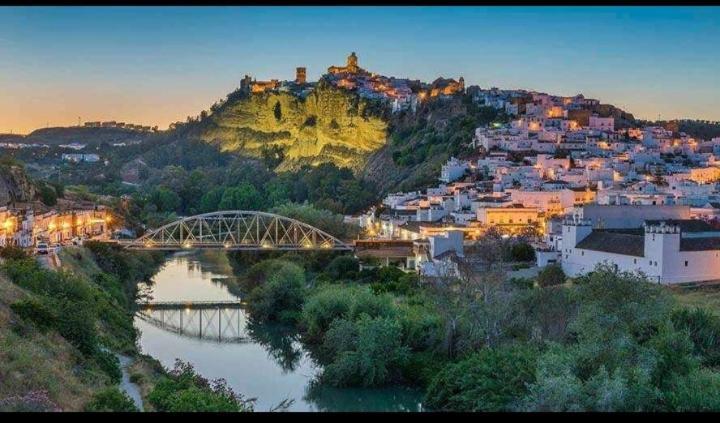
[[1, 5, 720, 134]]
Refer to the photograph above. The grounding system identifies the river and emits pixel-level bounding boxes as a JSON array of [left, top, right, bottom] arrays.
[[133, 250, 424, 412]]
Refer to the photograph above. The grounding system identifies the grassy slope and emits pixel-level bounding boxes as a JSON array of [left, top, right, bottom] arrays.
[[0, 247, 166, 411], [0, 273, 108, 410]]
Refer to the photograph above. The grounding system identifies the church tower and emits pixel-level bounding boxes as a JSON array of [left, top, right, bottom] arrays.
[[347, 52, 359, 73]]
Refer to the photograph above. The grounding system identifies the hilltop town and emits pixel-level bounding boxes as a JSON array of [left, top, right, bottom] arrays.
[[3, 51, 720, 287], [351, 81, 720, 285], [236, 51, 465, 113]]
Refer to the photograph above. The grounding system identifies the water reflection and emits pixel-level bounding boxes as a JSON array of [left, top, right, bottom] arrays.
[[136, 306, 249, 343], [135, 251, 423, 412]]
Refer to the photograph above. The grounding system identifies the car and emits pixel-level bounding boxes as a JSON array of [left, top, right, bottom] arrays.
[[71, 237, 84, 246], [35, 242, 50, 255]]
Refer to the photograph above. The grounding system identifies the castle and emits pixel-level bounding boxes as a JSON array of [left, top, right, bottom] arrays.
[[422, 76, 466, 98], [328, 52, 366, 75]]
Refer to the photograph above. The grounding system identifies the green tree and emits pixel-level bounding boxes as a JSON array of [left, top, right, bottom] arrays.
[[218, 183, 264, 210], [324, 255, 359, 280], [537, 264, 566, 287], [510, 242, 536, 262], [39, 185, 57, 206], [273, 101, 282, 121], [247, 261, 306, 323], [199, 187, 225, 213], [322, 315, 410, 387], [150, 187, 181, 213]]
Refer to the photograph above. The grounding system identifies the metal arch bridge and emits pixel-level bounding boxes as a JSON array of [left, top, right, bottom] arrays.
[[118, 210, 353, 251]]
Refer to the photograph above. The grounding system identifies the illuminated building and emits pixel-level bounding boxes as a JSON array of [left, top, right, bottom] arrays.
[[295, 67, 306, 85]]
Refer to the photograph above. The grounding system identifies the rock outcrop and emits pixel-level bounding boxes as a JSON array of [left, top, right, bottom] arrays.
[[199, 80, 388, 172], [0, 164, 36, 206]]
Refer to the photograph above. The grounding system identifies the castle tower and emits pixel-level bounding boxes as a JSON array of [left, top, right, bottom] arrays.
[[347, 52, 359, 73], [240, 74, 253, 94], [459, 76, 465, 92], [643, 221, 681, 277], [295, 67, 307, 85], [562, 214, 593, 249]]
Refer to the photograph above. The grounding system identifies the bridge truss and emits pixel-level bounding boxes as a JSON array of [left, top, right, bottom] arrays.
[[136, 302, 248, 343], [121, 210, 353, 251]]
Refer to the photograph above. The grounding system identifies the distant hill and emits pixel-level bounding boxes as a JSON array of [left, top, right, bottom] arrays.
[[3, 126, 153, 147]]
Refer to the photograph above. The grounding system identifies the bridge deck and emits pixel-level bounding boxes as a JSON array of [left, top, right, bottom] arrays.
[[136, 300, 246, 310]]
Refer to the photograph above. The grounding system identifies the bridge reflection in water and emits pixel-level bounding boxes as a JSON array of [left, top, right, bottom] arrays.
[[135, 301, 249, 343]]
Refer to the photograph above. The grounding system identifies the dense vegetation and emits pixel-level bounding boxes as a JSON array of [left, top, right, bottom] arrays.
[[229, 224, 720, 412], [115, 157, 378, 232], [148, 360, 254, 412], [0, 244, 165, 410]]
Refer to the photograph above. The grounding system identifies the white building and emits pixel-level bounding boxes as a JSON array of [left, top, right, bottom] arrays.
[[561, 217, 720, 284], [62, 153, 100, 163], [588, 116, 615, 132], [439, 157, 469, 183]]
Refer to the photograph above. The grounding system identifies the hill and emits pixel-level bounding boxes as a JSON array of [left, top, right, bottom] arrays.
[[197, 79, 388, 172], [2, 127, 153, 148]]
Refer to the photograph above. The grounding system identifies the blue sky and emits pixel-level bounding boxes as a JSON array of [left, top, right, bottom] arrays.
[[1, 6, 718, 133]]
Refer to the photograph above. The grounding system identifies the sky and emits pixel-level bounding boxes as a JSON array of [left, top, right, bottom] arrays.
[[1, 6, 719, 134]]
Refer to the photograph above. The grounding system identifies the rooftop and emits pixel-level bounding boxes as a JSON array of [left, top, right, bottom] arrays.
[[576, 231, 645, 257]]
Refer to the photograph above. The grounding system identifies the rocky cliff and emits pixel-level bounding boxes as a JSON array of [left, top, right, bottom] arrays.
[[0, 163, 36, 206], [198, 80, 388, 172]]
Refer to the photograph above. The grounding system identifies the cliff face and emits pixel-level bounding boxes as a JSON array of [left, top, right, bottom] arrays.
[[199, 81, 388, 172], [0, 164, 36, 206]]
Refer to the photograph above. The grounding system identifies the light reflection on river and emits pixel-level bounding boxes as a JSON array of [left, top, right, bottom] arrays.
[[134, 251, 424, 412]]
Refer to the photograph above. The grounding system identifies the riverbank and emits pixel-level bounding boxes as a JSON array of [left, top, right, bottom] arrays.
[[0, 244, 166, 411], [133, 250, 425, 411]]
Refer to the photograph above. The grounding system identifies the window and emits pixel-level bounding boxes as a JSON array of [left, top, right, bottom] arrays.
[[685, 260, 689, 267]]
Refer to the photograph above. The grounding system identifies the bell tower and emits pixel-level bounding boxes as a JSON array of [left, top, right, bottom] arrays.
[[347, 52, 359, 73]]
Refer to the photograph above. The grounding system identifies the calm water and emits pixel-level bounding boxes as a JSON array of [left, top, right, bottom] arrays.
[[134, 251, 424, 412]]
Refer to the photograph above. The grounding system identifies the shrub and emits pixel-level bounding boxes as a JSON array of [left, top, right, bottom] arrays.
[[0, 245, 27, 260], [300, 285, 396, 341], [93, 350, 123, 384], [10, 298, 57, 331], [671, 307, 720, 367], [247, 261, 306, 323], [324, 255, 359, 280], [425, 345, 538, 411], [39, 184, 57, 206], [129, 373, 145, 384], [148, 360, 253, 412], [425, 346, 538, 411], [322, 315, 410, 387], [84, 388, 138, 412], [664, 368, 720, 411], [537, 264, 566, 287], [510, 242, 536, 262]]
